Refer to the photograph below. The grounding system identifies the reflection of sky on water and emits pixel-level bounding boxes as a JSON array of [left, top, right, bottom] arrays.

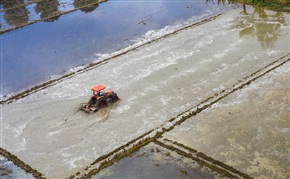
[[0, 0, 101, 31], [235, 5, 287, 48], [58, 1, 75, 12], [94, 143, 222, 178], [0, 155, 34, 179], [0, 0, 233, 96]]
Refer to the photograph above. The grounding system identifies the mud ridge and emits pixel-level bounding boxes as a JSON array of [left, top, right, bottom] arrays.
[[154, 139, 249, 179], [0, 147, 45, 179], [81, 137, 153, 178], [0, 0, 108, 34], [0, 14, 222, 105], [157, 137, 253, 179], [158, 53, 290, 133], [68, 129, 155, 178], [70, 54, 289, 178]]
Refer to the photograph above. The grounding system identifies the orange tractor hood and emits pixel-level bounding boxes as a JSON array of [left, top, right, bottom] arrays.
[[91, 85, 106, 92]]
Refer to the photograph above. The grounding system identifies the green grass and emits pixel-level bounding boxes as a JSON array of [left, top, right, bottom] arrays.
[[249, 0, 290, 8]]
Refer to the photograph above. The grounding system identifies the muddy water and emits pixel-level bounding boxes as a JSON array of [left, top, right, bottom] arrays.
[[235, 5, 288, 48], [0, 0, 233, 97], [93, 143, 225, 178]]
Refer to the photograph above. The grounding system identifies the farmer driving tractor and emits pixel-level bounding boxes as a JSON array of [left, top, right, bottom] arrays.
[[81, 85, 119, 113]]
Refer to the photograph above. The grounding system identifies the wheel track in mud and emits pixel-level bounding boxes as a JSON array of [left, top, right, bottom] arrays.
[[0, 13, 222, 105]]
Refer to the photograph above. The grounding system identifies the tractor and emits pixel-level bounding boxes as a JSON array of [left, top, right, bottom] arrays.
[[81, 85, 119, 113]]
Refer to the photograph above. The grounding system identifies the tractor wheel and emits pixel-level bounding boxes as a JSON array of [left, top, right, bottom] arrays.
[[112, 95, 119, 102], [97, 99, 108, 108], [88, 96, 97, 105]]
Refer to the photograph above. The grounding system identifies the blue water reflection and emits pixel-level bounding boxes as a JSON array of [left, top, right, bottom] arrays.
[[0, 0, 233, 96]]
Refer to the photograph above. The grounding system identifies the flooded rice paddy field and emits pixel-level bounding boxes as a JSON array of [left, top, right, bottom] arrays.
[[1, 0, 290, 178], [0, 0, 233, 97]]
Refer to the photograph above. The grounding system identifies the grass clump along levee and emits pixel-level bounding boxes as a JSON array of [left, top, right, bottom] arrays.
[[249, 0, 290, 8]]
